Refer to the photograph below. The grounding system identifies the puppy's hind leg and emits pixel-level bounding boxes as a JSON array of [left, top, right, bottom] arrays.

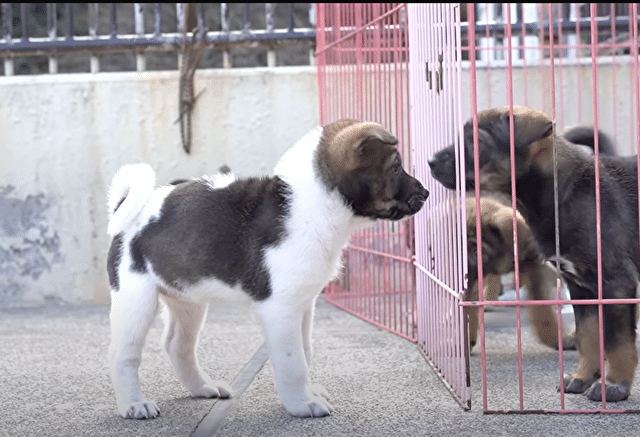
[[302, 297, 330, 401], [160, 294, 232, 399], [109, 274, 161, 419]]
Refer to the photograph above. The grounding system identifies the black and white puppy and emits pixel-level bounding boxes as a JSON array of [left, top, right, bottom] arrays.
[[106, 119, 428, 419]]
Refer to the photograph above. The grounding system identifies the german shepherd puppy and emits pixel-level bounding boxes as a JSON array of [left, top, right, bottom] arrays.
[[465, 193, 566, 351], [432, 105, 638, 402], [429, 115, 616, 191]]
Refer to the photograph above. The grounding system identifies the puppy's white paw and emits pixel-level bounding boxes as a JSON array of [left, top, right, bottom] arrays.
[[119, 401, 160, 420], [286, 396, 334, 418], [190, 381, 233, 399], [309, 382, 330, 401]]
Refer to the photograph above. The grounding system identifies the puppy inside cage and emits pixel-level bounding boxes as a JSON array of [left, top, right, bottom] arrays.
[[423, 2, 640, 413]]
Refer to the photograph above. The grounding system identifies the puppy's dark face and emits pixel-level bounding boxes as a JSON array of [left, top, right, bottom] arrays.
[[317, 119, 429, 221], [429, 106, 554, 192]]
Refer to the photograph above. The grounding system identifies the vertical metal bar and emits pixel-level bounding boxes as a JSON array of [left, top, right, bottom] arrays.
[[2, 3, 13, 76], [574, 2, 583, 122], [177, 3, 186, 33], [177, 3, 186, 71], [316, 2, 326, 125], [505, 4, 525, 411], [47, 3, 56, 39], [243, 3, 250, 34], [109, 3, 117, 38], [47, 3, 57, 73], [221, 3, 231, 68], [466, 2, 487, 411], [2, 3, 11, 41], [65, 3, 72, 40], [197, 3, 205, 29], [265, 4, 273, 32], [455, 3, 469, 403], [547, 3, 565, 412], [288, 3, 294, 32], [589, 2, 607, 411], [633, 7, 640, 364], [88, 3, 98, 37], [221, 3, 229, 33], [308, 0, 316, 65], [153, 3, 161, 36], [89, 3, 99, 73], [20, 3, 27, 41], [334, 4, 342, 118], [134, 3, 146, 72], [482, 2, 494, 107], [610, 3, 618, 141], [555, 3, 565, 128], [265, 3, 275, 67]]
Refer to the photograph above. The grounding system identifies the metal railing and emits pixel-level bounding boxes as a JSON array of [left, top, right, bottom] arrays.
[[0, 3, 316, 75], [465, 3, 640, 63]]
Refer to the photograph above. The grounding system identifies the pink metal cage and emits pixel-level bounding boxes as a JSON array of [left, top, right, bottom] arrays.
[[316, 2, 640, 414], [317, 3, 417, 341], [458, 2, 640, 414]]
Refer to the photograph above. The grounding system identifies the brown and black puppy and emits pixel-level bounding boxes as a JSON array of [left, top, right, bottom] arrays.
[[435, 105, 639, 403], [465, 193, 568, 351], [428, 113, 616, 191]]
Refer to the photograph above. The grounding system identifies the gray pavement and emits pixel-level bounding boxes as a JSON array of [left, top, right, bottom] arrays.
[[1, 295, 639, 437]]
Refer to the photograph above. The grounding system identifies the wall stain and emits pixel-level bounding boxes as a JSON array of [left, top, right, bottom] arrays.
[[0, 185, 63, 303]]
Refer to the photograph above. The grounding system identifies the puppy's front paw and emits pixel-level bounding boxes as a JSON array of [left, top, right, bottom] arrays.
[[561, 374, 594, 394], [310, 382, 330, 401], [190, 380, 233, 399], [119, 401, 160, 420], [285, 396, 334, 418], [585, 380, 630, 402]]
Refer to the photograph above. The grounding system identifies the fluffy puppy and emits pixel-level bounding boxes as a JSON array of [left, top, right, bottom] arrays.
[[106, 120, 428, 419], [434, 105, 638, 403], [428, 115, 616, 191], [465, 193, 570, 351]]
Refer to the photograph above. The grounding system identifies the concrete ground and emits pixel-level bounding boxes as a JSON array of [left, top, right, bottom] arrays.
[[1, 295, 639, 437]]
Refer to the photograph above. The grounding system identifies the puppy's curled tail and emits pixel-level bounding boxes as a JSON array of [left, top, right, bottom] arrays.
[[563, 126, 616, 156], [107, 163, 155, 236]]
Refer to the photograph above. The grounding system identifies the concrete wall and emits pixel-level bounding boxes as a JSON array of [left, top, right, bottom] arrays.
[[1, 59, 636, 306], [0, 67, 319, 306]]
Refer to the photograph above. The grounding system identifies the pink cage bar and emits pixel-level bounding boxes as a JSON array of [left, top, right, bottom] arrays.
[[317, 3, 417, 341], [316, 2, 640, 414], [407, 4, 471, 409]]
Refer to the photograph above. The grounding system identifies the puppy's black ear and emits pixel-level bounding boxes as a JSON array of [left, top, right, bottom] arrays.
[[513, 110, 554, 149]]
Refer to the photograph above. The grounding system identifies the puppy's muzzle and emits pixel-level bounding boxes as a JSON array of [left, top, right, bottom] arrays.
[[406, 182, 429, 215], [428, 149, 457, 190], [409, 187, 428, 212]]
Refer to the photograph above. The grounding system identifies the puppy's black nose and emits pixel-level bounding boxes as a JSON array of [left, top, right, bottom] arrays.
[[408, 184, 429, 212], [428, 159, 436, 169]]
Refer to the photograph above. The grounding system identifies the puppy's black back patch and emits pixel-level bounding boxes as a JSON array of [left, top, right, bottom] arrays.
[[107, 233, 124, 291], [129, 177, 291, 301]]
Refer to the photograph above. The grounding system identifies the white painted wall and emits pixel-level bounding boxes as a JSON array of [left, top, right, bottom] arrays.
[[0, 67, 319, 306], [1, 60, 635, 306]]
